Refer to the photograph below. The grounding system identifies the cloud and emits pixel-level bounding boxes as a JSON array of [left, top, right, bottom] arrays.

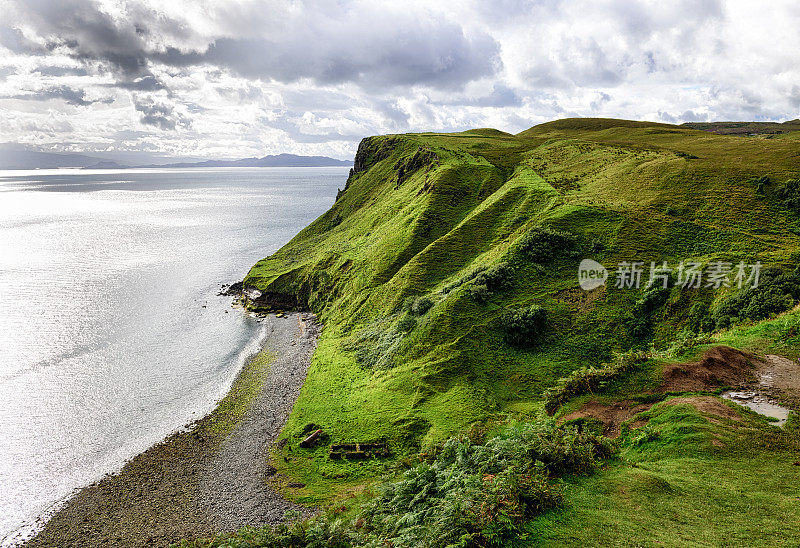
[[8, 85, 112, 106], [111, 75, 165, 91], [1, 0, 800, 160], [7, 0, 500, 91], [133, 96, 188, 130]]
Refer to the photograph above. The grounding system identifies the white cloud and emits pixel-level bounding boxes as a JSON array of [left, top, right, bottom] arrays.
[[0, 0, 798, 160]]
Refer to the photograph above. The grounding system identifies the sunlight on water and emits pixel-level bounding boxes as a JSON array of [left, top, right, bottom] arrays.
[[0, 167, 346, 544]]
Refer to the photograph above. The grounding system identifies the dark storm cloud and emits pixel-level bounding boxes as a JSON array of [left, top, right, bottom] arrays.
[[6, 0, 501, 91], [133, 96, 188, 130], [195, 28, 499, 90], [9, 85, 112, 106], [34, 66, 90, 77], [111, 75, 165, 91]]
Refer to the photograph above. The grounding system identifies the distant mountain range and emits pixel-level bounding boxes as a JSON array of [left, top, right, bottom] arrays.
[[133, 153, 352, 169], [0, 149, 352, 170]]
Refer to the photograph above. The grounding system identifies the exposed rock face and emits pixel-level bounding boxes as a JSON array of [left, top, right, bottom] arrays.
[[337, 137, 401, 201], [218, 281, 244, 296], [394, 147, 438, 186], [242, 285, 303, 311]]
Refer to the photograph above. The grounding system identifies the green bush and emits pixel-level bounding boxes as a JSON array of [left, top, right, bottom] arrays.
[[472, 262, 514, 291], [501, 305, 548, 347], [776, 178, 800, 212], [177, 419, 616, 548], [747, 175, 770, 194], [686, 301, 714, 333], [360, 419, 615, 547], [440, 266, 488, 295], [516, 227, 578, 264], [712, 267, 800, 329], [468, 284, 491, 303], [467, 262, 515, 303], [410, 296, 434, 316], [544, 351, 649, 414], [349, 318, 405, 369], [402, 295, 435, 316], [396, 314, 418, 333], [625, 282, 672, 342]]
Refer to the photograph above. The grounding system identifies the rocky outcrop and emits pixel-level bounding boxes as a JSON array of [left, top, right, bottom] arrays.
[[242, 286, 304, 312], [338, 136, 402, 201], [394, 147, 438, 186]]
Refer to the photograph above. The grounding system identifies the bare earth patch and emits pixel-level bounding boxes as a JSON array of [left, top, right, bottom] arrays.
[[561, 401, 653, 438], [661, 345, 757, 392], [757, 355, 800, 407]]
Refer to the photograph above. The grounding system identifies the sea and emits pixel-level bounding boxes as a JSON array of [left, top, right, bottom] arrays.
[[0, 166, 347, 544]]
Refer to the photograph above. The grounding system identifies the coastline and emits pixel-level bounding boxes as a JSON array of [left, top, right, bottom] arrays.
[[23, 311, 319, 548]]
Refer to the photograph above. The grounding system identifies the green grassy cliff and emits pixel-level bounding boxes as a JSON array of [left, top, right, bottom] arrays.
[[231, 118, 800, 543]]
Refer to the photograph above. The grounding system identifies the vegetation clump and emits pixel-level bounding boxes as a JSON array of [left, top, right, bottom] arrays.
[[516, 227, 579, 264], [349, 319, 405, 370], [776, 178, 800, 212], [543, 352, 649, 414], [177, 419, 616, 548], [468, 262, 515, 303], [625, 281, 672, 343], [712, 267, 800, 328], [501, 305, 548, 347], [747, 175, 770, 194], [402, 295, 435, 316]]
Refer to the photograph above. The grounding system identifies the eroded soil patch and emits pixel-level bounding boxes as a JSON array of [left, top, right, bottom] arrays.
[[561, 401, 653, 438], [661, 346, 757, 392]]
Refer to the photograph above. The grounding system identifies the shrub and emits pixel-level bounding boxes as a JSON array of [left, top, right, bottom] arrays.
[[776, 178, 800, 212], [410, 296, 434, 316], [544, 351, 649, 414], [472, 261, 514, 291], [467, 262, 515, 303], [440, 266, 488, 294], [516, 227, 578, 264], [747, 175, 770, 194], [501, 305, 548, 347], [625, 282, 672, 342], [468, 284, 491, 303], [396, 314, 417, 333], [712, 267, 800, 329], [360, 418, 616, 547], [181, 419, 617, 548], [686, 301, 714, 333], [402, 295, 435, 316], [349, 318, 406, 369]]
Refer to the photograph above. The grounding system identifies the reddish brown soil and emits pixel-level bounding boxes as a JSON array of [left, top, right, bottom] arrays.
[[661, 345, 757, 392], [561, 346, 759, 437], [561, 400, 653, 438]]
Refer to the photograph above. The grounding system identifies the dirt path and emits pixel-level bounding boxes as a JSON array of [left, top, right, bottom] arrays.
[[24, 312, 318, 547], [201, 312, 318, 531], [757, 354, 800, 408]]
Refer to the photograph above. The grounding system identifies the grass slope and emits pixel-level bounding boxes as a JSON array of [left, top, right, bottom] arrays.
[[243, 117, 800, 513]]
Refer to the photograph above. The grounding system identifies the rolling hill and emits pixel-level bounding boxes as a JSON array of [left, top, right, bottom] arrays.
[[222, 118, 800, 545]]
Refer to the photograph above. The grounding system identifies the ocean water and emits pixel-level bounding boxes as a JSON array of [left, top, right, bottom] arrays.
[[0, 167, 347, 544]]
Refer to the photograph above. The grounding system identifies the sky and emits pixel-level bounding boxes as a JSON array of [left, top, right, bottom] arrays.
[[1, 0, 799, 161]]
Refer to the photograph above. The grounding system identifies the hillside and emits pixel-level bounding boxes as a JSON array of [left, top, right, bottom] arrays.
[[230, 118, 800, 545]]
